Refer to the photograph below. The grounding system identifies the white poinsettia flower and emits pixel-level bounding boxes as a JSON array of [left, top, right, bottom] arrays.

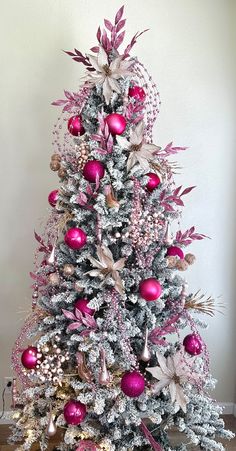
[[85, 47, 132, 105], [146, 351, 199, 413], [116, 121, 161, 172], [86, 245, 125, 295]]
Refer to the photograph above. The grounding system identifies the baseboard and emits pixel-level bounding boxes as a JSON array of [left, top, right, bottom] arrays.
[[219, 402, 236, 415], [1, 404, 235, 424]]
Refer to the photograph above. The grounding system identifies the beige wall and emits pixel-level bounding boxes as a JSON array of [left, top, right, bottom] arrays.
[[0, 0, 235, 406]]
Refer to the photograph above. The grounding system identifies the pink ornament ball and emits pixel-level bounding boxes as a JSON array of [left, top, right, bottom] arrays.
[[183, 334, 203, 356], [128, 85, 146, 102], [68, 115, 85, 137], [48, 189, 59, 207], [106, 113, 126, 135], [21, 346, 38, 370], [64, 228, 87, 250], [75, 298, 95, 316], [63, 399, 87, 425], [146, 172, 161, 192], [83, 160, 105, 183], [121, 371, 145, 398], [139, 278, 162, 301], [167, 246, 184, 260]]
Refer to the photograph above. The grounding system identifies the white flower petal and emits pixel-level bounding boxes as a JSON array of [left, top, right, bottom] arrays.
[[103, 77, 113, 105], [169, 381, 177, 404], [156, 352, 173, 378], [113, 257, 126, 270], [127, 153, 137, 172], [146, 366, 166, 381], [131, 121, 144, 146], [152, 378, 170, 394], [87, 54, 101, 72], [175, 384, 188, 413], [97, 46, 108, 68], [108, 77, 121, 94], [116, 136, 130, 149], [110, 56, 123, 72]]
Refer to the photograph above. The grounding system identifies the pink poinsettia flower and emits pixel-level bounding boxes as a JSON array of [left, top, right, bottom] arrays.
[[62, 308, 97, 334], [85, 46, 132, 104], [147, 350, 201, 413]]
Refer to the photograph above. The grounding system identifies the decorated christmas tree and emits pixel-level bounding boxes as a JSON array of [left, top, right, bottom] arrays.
[[10, 6, 234, 451]]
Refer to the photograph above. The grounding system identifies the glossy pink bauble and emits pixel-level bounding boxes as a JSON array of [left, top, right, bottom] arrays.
[[83, 160, 105, 183], [167, 246, 184, 260], [128, 85, 146, 102], [67, 115, 85, 137], [75, 298, 95, 316], [139, 278, 162, 301], [106, 113, 126, 135], [64, 228, 87, 250], [183, 334, 203, 356], [48, 189, 59, 207], [21, 346, 38, 369], [121, 371, 145, 398], [63, 400, 87, 425], [146, 173, 161, 192]]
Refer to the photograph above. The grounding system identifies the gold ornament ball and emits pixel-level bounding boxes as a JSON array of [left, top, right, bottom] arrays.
[[63, 264, 75, 277], [58, 167, 67, 178], [185, 253, 196, 265], [51, 153, 61, 162], [74, 281, 83, 292], [50, 160, 61, 171], [48, 273, 60, 286], [166, 255, 177, 268], [176, 259, 189, 271]]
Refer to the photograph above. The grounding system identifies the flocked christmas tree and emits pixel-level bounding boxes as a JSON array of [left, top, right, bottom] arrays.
[[10, 6, 234, 451]]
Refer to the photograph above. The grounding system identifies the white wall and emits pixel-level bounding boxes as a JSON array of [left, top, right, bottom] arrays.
[[0, 0, 235, 405]]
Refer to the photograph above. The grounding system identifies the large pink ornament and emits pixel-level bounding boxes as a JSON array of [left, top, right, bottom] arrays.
[[83, 160, 105, 183], [75, 298, 95, 316], [63, 399, 87, 425], [48, 189, 59, 207], [167, 246, 184, 260], [139, 278, 162, 301], [64, 228, 87, 250], [128, 85, 146, 102], [121, 371, 145, 398], [21, 346, 38, 370], [106, 113, 126, 135], [146, 173, 161, 192], [183, 334, 203, 356], [68, 115, 85, 136]]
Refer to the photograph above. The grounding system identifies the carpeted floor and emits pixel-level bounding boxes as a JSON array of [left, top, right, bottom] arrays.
[[0, 416, 235, 450]]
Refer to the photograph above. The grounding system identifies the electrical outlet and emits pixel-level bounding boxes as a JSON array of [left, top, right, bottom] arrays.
[[4, 377, 13, 394]]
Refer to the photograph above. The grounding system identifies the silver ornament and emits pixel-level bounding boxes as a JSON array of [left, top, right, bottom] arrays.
[[139, 328, 152, 362]]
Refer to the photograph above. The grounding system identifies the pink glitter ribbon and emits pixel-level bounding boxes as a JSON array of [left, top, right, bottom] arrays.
[[140, 420, 163, 450]]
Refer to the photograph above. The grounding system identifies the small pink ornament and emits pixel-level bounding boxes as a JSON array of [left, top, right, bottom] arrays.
[[48, 189, 59, 207], [64, 228, 87, 250], [75, 298, 95, 316], [146, 173, 161, 192], [183, 334, 203, 356], [21, 346, 38, 370], [139, 278, 162, 301], [98, 348, 110, 385], [128, 85, 146, 102], [67, 115, 85, 136], [121, 371, 145, 398], [106, 113, 126, 135], [63, 399, 87, 425], [167, 246, 184, 260], [76, 440, 97, 451], [83, 160, 105, 183]]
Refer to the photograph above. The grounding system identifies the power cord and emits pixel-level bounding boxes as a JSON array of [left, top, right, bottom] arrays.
[[0, 380, 13, 420]]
